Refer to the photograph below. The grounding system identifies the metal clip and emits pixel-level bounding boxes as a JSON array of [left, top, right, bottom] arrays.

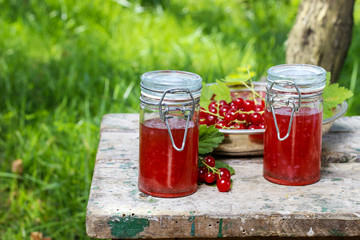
[[158, 88, 195, 151], [268, 80, 301, 141]]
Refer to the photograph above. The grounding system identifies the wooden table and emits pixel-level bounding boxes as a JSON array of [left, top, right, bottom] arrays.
[[86, 114, 360, 239]]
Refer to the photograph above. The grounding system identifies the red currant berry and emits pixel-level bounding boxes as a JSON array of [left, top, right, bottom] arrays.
[[224, 110, 236, 122], [258, 122, 265, 129], [238, 123, 246, 129], [216, 178, 231, 192], [229, 109, 238, 117], [218, 100, 227, 107], [204, 172, 215, 184], [208, 101, 218, 110], [206, 115, 217, 126], [204, 155, 215, 167], [230, 102, 238, 110], [209, 107, 217, 115], [237, 113, 250, 122], [200, 107, 207, 118], [215, 120, 228, 129], [208, 104, 218, 114], [254, 104, 264, 112], [215, 168, 231, 181], [231, 122, 246, 129], [219, 105, 230, 117], [234, 97, 244, 108], [224, 114, 231, 123], [243, 100, 255, 111], [250, 112, 263, 125], [229, 122, 238, 129], [248, 125, 259, 130], [198, 167, 207, 182]]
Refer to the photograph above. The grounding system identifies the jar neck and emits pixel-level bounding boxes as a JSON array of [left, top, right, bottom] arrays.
[[266, 87, 324, 100], [140, 94, 200, 106], [140, 96, 200, 107]]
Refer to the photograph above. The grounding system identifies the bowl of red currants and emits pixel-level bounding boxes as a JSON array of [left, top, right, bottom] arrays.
[[200, 82, 347, 156]]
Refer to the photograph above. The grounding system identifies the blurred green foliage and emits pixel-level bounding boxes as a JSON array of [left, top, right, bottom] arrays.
[[0, 0, 359, 239]]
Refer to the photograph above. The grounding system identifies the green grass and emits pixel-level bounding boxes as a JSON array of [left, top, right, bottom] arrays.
[[0, 0, 359, 239]]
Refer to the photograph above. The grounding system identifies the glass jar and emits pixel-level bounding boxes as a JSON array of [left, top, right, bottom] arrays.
[[139, 70, 202, 197], [263, 64, 326, 186]]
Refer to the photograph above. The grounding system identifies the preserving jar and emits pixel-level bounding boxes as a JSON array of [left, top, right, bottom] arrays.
[[139, 70, 202, 197], [263, 64, 326, 185]]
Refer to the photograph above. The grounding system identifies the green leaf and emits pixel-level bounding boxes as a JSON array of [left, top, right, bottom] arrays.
[[323, 74, 353, 119], [223, 66, 256, 85], [323, 107, 333, 120], [215, 161, 235, 175], [198, 125, 224, 155], [224, 72, 251, 83], [209, 80, 232, 103], [224, 72, 255, 84], [325, 72, 331, 86], [200, 83, 213, 109]]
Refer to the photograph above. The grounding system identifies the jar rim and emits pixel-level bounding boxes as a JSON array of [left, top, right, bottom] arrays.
[[141, 70, 202, 91], [267, 64, 326, 81], [140, 70, 202, 102], [267, 64, 326, 93]]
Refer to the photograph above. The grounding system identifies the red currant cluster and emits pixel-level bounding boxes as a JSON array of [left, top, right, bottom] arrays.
[[198, 156, 232, 192], [200, 98, 265, 129]]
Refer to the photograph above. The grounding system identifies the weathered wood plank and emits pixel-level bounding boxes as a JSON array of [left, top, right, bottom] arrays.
[[86, 114, 360, 239], [100, 113, 139, 133], [322, 117, 360, 163]]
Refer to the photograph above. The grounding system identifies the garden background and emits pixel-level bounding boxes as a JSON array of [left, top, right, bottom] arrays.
[[0, 0, 359, 239]]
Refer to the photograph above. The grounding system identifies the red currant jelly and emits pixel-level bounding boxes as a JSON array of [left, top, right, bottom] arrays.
[[139, 118, 199, 197], [263, 107, 322, 185]]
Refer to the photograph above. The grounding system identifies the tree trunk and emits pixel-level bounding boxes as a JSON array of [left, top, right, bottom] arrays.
[[286, 0, 355, 83]]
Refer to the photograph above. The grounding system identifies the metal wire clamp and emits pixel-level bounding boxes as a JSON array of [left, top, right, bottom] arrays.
[[268, 80, 301, 141], [158, 88, 195, 151]]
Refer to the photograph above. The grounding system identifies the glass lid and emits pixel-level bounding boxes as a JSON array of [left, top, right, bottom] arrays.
[[267, 64, 326, 93], [141, 70, 202, 101]]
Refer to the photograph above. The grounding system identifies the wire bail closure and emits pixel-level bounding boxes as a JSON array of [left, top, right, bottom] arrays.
[[158, 88, 195, 151], [268, 80, 302, 141]]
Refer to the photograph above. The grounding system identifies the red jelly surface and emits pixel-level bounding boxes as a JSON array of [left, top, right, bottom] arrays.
[[263, 107, 322, 186], [139, 118, 199, 197]]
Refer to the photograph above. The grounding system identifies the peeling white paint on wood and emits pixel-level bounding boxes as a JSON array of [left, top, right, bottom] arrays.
[[307, 227, 314, 236]]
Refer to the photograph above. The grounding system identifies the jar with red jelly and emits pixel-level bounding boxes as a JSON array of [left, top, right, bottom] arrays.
[[139, 70, 202, 197], [263, 64, 326, 186]]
